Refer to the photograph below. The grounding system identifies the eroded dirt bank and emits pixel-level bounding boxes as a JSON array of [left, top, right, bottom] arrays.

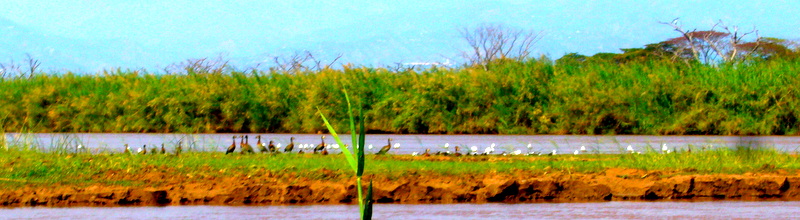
[[2, 168, 800, 207]]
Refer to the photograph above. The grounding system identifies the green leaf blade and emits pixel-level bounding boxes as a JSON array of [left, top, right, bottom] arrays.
[[318, 110, 357, 172]]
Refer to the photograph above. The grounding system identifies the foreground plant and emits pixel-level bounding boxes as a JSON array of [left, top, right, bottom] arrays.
[[319, 89, 373, 220]]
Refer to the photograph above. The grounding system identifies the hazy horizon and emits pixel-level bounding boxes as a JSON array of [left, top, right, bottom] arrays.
[[2, 1, 799, 72]]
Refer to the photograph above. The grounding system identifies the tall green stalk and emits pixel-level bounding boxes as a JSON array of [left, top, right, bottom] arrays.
[[319, 89, 373, 219]]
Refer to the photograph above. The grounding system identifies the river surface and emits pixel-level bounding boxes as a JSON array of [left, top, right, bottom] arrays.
[[2, 201, 799, 219], [4, 133, 800, 155]]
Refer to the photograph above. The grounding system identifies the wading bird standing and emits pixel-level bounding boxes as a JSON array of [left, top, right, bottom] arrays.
[[377, 138, 393, 155], [483, 143, 496, 155], [470, 146, 478, 155], [256, 135, 268, 153], [314, 136, 326, 154], [268, 140, 276, 153], [140, 145, 147, 155], [284, 137, 295, 153], [161, 144, 166, 154], [241, 135, 254, 154], [124, 144, 131, 154], [226, 135, 237, 154]]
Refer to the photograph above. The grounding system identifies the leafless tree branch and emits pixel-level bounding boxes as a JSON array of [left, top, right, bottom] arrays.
[[460, 24, 542, 70]]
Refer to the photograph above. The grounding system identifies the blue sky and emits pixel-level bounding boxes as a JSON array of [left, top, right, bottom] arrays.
[[2, 0, 799, 72]]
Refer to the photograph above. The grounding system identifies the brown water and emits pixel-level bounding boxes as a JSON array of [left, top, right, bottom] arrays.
[[3, 201, 799, 219], [5, 133, 800, 155]]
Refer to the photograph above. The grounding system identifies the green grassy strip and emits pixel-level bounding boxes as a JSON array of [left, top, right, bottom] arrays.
[[1, 146, 798, 188]]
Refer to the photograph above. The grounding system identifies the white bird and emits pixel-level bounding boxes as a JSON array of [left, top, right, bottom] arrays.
[[277, 143, 282, 149], [443, 143, 450, 149], [661, 144, 669, 153], [137, 148, 143, 154], [393, 143, 400, 149], [411, 152, 419, 156], [470, 146, 478, 154], [580, 146, 587, 152], [627, 145, 634, 153], [574, 149, 579, 155], [512, 149, 522, 155], [368, 144, 374, 150], [527, 143, 532, 149], [484, 146, 493, 154], [551, 149, 557, 155]]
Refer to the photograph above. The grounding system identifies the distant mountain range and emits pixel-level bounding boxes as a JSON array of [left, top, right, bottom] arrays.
[[0, 17, 177, 72], [1, 16, 467, 73], [0, 18, 482, 73]]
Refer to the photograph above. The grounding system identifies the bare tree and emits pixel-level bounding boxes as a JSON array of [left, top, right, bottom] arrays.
[[163, 55, 231, 75], [660, 18, 761, 63], [270, 50, 342, 73], [460, 24, 542, 70]]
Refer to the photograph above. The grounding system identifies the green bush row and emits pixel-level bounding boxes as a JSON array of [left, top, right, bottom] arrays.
[[1, 58, 799, 135]]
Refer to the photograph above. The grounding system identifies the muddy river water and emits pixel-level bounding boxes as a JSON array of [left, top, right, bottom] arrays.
[[5, 133, 800, 155], [3, 201, 799, 219]]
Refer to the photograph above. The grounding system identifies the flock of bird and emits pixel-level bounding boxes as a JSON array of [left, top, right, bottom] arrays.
[[117, 135, 680, 156], [410, 143, 679, 156], [221, 135, 411, 155], [120, 135, 402, 156], [122, 142, 180, 155]]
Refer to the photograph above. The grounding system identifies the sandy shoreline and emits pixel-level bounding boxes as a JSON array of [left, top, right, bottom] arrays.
[[2, 168, 799, 207]]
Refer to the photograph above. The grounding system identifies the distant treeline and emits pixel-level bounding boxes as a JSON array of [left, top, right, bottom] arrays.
[[2, 56, 800, 135]]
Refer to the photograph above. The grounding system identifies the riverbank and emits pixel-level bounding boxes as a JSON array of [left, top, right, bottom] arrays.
[[2, 146, 800, 207], [1, 168, 799, 207]]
